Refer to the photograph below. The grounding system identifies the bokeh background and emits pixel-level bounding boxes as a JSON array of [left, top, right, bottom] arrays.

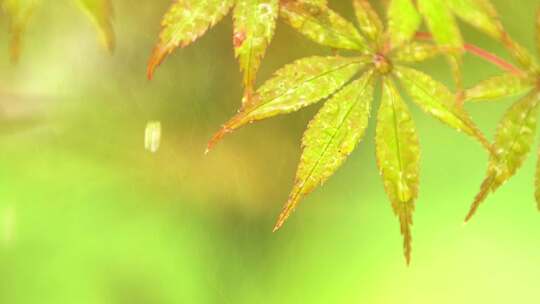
[[1, 0, 540, 303]]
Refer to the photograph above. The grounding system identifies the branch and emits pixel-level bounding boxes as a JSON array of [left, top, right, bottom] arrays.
[[415, 32, 526, 77]]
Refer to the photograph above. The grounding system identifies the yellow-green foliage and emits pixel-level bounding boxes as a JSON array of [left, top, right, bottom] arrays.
[[6, 0, 540, 264], [144, 0, 540, 263]]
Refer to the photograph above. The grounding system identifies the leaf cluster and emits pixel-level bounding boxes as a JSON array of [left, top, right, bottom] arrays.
[[4, 0, 537, 264], [463, 11, 540, 222], [146, 0, 540, 263]]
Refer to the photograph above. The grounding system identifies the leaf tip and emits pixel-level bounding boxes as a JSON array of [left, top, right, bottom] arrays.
[[147, 44, 168, 80], [465, 175, 494, 222], [273, 193, 301, 232], [8, 31, 23, 64], [207, 126, 232, 153], [207, 109, 250, 151], [402, 222, 412, 266], [464, 203, 480, 223], [273, 206, 292, 232]]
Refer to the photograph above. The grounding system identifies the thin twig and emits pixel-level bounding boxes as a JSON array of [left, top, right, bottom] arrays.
[[415, 32, 525, 77]]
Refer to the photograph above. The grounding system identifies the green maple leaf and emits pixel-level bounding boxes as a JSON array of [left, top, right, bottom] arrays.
[[147, 0, 235, 78], [208, 0, 491, 263], [463, 9, 540, 221], [1, 0, 114, 61], [147, 0, 281, 102], [375, 78, 420, 264]]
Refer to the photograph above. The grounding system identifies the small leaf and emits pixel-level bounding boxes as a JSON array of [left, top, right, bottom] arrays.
[[394, 66, 490, 150], [274, 71, 375, 231], [376, 78, 420, 264], [466, 90, 540, 221], [353, 0, 383, 43], [233, 0, 279, 95], [208, 56, 368, 150], [447, 0, 502, 39], [2, 0, 39, 62], [147, 0, 235, 79], [280, 1, 366, 51], [417, 0, 462, 48], [466, 74, 535, 102], [390, 42, 442, 63], [387, 0, 421, 48], [77, 0, 115, 52]]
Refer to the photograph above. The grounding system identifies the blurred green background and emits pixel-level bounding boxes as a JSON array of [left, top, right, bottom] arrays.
[[1, 0, 540, 303]]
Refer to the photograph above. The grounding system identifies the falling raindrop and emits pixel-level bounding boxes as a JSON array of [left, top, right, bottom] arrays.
[[145, 121, 162, 153]]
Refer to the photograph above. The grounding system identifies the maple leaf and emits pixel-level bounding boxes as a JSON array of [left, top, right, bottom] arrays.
[[375, 78, 420, 265], [147, 0, 281, 102], [147, 0, 235, 79], [207, 0, 491, 263], [1, 0, 115, 61], [463, 8, 540, 221]]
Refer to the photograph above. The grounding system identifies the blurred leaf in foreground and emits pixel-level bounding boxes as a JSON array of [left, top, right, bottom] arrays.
[[375, 78, 420, 264], [1, 0, 115, 62], [1, 0, 39, 62], [77, 0, 115, 52], [148, 0, 235, 79]]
